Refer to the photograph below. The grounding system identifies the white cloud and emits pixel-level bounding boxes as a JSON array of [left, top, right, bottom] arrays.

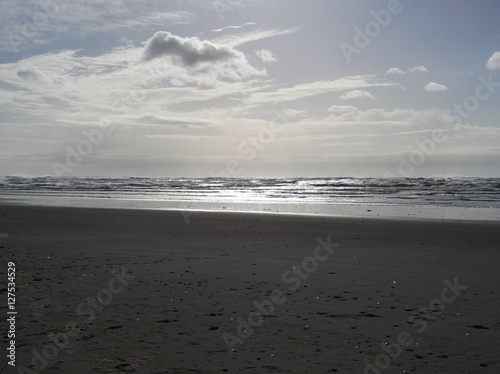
[[255, 49, 277, 63], [386, 68, 406, 75], [486, 52, 500, 70], [386, 66, 428, 75], [408, 65, 429, 73], [424, 82, 449, 92], [328, 105, 358, 114], [339, 90, 376, 100]]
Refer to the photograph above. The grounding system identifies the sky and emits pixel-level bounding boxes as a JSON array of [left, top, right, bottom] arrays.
[[0, 0, 499, 178]]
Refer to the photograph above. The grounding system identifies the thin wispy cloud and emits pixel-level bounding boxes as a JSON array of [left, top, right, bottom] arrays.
[[244, 75, 395, 106], [212, 26, 303, 47], [212, 22, 258, 33], [118, 114, 214, 127]]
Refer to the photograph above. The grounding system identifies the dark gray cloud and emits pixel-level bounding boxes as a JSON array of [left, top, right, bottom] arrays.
[[142, 31, 239, 66]]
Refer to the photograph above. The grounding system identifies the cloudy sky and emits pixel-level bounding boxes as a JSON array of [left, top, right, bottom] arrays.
[[1, 0, 499, 177]]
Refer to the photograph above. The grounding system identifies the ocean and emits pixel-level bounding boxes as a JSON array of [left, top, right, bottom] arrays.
[[1, 176, 499, 220]]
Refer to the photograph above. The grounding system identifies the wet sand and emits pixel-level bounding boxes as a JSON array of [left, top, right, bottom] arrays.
[[0, 204, 499, 373]]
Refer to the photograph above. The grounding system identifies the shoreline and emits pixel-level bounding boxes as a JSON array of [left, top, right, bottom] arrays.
[[0, 204, 499, 373], [1, 195, 500, 222]]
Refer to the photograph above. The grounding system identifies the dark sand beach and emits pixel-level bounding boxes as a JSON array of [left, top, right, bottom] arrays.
[[1, 204, 499, 373]]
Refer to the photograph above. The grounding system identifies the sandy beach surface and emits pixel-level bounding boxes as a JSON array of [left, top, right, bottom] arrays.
[[1, 204, 499, 373]]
